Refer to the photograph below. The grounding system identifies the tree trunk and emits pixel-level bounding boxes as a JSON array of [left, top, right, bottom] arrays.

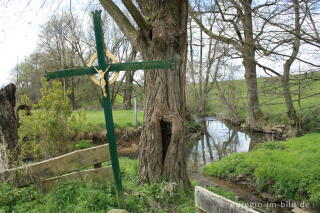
[[243, 56, 265, 130], [70, 77, 76, 109], [123, 50, 137, 109], [281, 71, 298, 125], [136, 0, 189, 186], [281, 0, 301, 135], [100, 0, 189, 186], [123, 71, 134, 109], [0, 84, 19, 170], [241, 0, 266, 131]]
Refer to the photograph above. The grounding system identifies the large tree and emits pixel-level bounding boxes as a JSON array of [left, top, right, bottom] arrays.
[[99, 0, 190, 186], [190, 0, 269, 131]]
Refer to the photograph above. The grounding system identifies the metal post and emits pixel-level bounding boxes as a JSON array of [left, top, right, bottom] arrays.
[[92, 10, 123, 207], [133, 96, 137, 127]]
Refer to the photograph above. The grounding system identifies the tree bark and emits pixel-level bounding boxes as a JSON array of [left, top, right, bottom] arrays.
[[281, 0, 301, 134], [136, 0, 190, 186], [241, 0, 266, 131], [100, 0, 189, 186], [123, 49, 137, 109], [123, 71, 134, 109], [0, 84, 19, 170]]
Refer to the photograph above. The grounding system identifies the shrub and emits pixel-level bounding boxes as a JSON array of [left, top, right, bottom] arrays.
[[18, 79, 76, 161]]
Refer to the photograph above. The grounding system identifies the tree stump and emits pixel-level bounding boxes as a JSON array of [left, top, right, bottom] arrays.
[[0, 83, 19, 170]]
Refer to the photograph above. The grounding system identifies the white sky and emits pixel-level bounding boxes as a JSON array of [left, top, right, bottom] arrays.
[[0, 1, 318, 87], [0, 0, 95, 87]]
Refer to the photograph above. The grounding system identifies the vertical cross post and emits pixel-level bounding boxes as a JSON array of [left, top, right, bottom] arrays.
[[92, 11, 123, 206]]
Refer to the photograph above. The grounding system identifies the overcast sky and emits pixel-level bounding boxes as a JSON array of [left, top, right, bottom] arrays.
[[0, 0, 96, 87], [0, 0, 318, 87]]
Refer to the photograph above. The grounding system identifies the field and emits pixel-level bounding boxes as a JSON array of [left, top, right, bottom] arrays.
[[83, 109, 144, 129], [203, 133, 320, 206], [206, 73, 320, 130]]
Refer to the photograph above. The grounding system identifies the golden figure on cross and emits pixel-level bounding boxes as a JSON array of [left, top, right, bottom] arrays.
[[87, 51, 120, 97]]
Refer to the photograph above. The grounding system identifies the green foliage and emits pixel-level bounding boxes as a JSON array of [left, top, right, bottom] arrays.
[[203, 134, 320, 205], [0, 158, 195, 213], [75, 140, 94, 150], [18, 79, 76, 160], [300, 107, 320, 132]]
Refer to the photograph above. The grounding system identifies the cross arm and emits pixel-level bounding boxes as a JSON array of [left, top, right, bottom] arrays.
[[45, 67, 98, 80], [45, 59, 175, 80]]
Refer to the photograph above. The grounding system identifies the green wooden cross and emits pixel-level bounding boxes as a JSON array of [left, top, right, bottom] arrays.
[[45, 10, 174, 206]]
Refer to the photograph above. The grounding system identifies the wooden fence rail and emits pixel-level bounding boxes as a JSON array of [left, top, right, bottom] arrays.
[[0, 144, 113, 191]]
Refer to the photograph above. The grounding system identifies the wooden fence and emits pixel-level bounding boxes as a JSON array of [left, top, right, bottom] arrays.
[[0, 144, 113, 192]]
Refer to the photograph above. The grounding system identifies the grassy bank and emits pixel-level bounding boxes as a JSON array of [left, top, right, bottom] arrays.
[[206, 73, 320, 131], [203, 133, 320, 206]]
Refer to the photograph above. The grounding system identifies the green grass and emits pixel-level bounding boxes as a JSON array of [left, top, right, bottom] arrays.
[[205, 73, 320, 130], [0, 157, 242, 213], [203, 133, 320, 205], [78, 109, 144, 130], [0, 158, 195, 213]]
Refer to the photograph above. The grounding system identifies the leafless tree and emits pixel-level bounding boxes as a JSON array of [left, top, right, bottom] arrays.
[[190, 0, 271, 131]]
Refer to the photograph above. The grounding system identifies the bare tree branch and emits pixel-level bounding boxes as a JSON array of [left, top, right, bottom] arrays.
[[189, 7, 239, 48], [255, 61, 282, 76], [99, 0, 139, 48], [121, 0, 150, 34]]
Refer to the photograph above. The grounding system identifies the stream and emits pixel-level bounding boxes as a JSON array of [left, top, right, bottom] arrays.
[[120, 117, 314, 212], [186, 117, 278, 172], [186, 117, 311, 213]]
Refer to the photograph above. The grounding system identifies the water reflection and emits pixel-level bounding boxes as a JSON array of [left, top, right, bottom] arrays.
[[187, 117, 277, 172]]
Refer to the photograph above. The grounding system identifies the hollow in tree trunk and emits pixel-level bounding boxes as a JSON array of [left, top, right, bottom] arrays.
[[136, 0, 190, 186], [100, 0, 190, 186]]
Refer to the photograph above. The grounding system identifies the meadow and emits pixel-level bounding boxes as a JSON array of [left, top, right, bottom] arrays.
[[206, 73, 320, 131], [83, 109, 144, 129]]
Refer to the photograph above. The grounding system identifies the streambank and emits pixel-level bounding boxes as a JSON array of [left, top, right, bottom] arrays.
[[212, 113, 288, 137], [202, 132, 320, 212], [186, 117, 319, 212]]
